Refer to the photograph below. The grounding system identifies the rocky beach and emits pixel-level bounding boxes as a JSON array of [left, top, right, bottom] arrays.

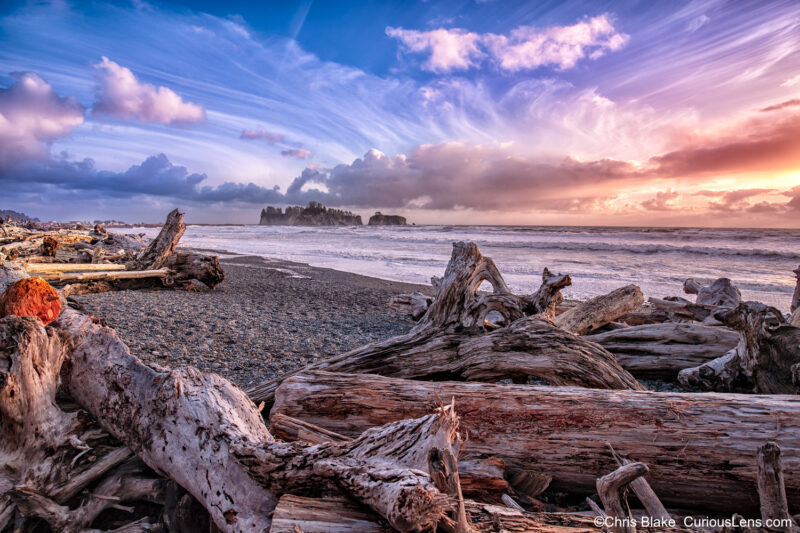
[[71, 251, 429, 387]]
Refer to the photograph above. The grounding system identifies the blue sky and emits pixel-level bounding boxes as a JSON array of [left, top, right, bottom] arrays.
[[1, 0, 799, 225]]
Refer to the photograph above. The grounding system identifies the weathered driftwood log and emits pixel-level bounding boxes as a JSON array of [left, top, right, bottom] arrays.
[[684, 277, 741, 308], [271, 494, 601, 533], [51, 308, 458, 532], [272, 370, 800, 513], [596, 462, 648, 533], [520, 267, 571, 318], [648, 296, 713, 322], [246, 242, 642, 405], [24, 263, 128, 273], [388, 291, 433, 320], [0, 316, 161, 532], [793, 265, 800, 314], [678, 302, 800, 393], [756, 442, 796, 530], [128, 208, 185, 270], [587, 322, 739, 379], [163, 251, 225, 290], [555, 285, 644, 335], [36, 268, 169, 284], [270, 412, 510, 503]]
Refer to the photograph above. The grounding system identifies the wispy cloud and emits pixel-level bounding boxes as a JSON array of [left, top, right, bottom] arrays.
[[760, 99, 800, 112], [387, 14, 628, 72], [92, 56, 205, 124], [281, 148, 312, 159], [240, 129, 284, 143]]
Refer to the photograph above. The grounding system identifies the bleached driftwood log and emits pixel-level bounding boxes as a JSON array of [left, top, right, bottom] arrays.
[[684, 277, 741, 308], [247, 242, 642, 405], [555, 285, 644, 335], [0, 309, 450, 531], [272, 370, 800, 513], [587, 322, 739, 379], [128, 208, 185, 271], [678, 302, 800, 393], [388, 291, 433, 320], [520, 267, 571, 318]]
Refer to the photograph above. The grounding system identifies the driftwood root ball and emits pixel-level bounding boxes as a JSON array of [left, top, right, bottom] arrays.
[[0, 277, 62, 325]]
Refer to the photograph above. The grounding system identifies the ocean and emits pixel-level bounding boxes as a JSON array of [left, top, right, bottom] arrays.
[[120, 225, 800, 312]]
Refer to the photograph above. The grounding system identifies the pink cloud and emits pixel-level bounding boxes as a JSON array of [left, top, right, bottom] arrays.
[[386, 15, 627, 73], [281, 148, 312, 159], [0, 72, 85, 168], [240, 129, 284, 143], [92, 57, 205, 124]]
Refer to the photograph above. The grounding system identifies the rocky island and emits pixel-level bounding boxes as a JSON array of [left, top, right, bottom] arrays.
[[259, 202, 363, 226], [368, 211, 408, 225]]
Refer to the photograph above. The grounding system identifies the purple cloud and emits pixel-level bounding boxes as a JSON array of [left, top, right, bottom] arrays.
[[280, 148, 312, 159], [240, 129, 284, 143], [0, 72, 85, 168]]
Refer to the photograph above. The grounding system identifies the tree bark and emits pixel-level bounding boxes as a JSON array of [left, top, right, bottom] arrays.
[[272, 370, 800, 513], [246, 242, 642, 406], [587, 322, 739, 379], [555, 285, 644, 335]]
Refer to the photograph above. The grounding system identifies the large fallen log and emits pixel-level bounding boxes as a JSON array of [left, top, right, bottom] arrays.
[[678, 302, 800, 393], [587, 322, 739, 379], [36, 268, 169, 284], [31, 307, 458, 532], [272, 370, 800, 513], [246, 242, 642, 406], [555, 284, 644, 335], [23, 263, 128, 273]]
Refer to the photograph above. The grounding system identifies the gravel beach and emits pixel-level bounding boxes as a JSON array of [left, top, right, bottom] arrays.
[[72, 251, 431, 388]]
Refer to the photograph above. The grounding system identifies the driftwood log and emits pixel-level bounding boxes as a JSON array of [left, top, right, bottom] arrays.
[[272, 370, 800, 513], [678, 302, 800, 393], [388, 291, 433, 320], [684, 277, 741, 308], [127, 208, 185, 271], [587, 322, 739, 379], [50, 307, 460, 531], [792, 265, 800, 314], [555, 284, 643, 335], [247, 242, 642, 406]]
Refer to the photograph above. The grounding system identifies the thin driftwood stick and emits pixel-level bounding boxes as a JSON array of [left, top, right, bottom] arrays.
[[607, 444, 670, 521], [429, 447, 472, 533], [596, 462, 648, 533]]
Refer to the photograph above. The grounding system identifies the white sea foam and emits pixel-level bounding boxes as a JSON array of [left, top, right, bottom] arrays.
[[119, 224, 800, 311]]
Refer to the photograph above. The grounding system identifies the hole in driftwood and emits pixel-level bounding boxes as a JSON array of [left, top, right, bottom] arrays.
[[476, 279, 494, 294]]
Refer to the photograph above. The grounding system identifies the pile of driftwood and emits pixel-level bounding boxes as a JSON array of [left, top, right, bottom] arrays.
[[0, 210, 223, 295], [2, 237, 800, 532]]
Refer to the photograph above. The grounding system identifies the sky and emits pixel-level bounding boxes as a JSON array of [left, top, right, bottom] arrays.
[[0, 0, 799, 226]]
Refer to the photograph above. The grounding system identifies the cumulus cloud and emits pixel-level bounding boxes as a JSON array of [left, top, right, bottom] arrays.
[[386, 27, 482, 72], [387, 15, 628, 72], [0, 72, 85, 167], [280, 148, 312, 159], [705, 188, 774, 211], [92, 57, 205, 124], [240, 129, 284, 143]]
